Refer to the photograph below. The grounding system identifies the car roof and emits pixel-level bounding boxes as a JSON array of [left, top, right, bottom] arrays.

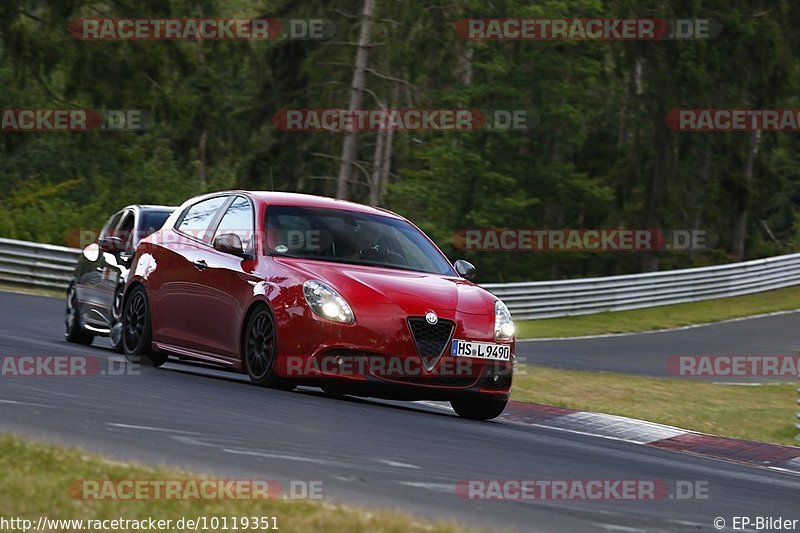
[[133, 204, 176, 212]]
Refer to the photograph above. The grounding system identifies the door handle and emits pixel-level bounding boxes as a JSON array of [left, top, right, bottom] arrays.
[[193, 259, 208, 271]]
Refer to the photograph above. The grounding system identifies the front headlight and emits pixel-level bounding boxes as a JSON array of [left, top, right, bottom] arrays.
[[494, 300, 515, 341], [303, 280, 355, 324]]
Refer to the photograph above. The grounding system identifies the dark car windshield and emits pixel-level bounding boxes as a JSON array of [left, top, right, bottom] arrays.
[[265, 206, 455, 276], [140, 210, 174, 235]]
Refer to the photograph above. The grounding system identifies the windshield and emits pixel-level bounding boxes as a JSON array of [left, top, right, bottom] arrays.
[[265, 206, 456, 276], [140, 210, 174, 235]]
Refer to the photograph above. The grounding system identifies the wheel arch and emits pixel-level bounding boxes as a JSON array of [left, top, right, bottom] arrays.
[[122, 279, 146, 308]]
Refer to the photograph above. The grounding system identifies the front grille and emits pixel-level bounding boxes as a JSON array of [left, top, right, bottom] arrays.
[[407, 317, 454, 371]]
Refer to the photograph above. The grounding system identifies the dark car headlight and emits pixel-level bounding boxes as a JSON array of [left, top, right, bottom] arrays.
[[303, 280, 355, 324], [494, 300, 515, 341]]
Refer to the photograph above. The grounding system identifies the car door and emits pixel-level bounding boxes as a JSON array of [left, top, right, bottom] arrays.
[[149, 195, 228, 349], [100, 209, 136, 330], [77, 209, 129, 333], [185, 195, 259, 360]]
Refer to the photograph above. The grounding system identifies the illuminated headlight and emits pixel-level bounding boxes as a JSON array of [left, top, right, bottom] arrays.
[[303, 280, 355, 324], [494, 300, 515, 340]]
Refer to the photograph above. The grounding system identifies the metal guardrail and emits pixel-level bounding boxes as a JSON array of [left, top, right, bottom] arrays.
[[2, 237, 800, 319], [483, 252, 800, 319], [0, 238, 81, 291]]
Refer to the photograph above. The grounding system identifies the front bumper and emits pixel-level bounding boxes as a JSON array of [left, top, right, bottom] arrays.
[[274, 304, 514, 399]]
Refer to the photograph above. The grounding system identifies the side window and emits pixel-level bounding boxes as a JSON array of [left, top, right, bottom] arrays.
[[213, 196, 255, 255], [100, 212, 123, 241], [113, 211, 135, 252], [176, 196, 227, 241]]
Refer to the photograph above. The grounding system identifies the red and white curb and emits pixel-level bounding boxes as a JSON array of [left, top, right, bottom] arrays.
[[498, 401, 800, 474]]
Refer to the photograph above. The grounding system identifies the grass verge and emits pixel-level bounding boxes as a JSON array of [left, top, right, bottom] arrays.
[[0, 435, 460, 533], [511, 365, 799, 446], [514, 285, 800, 339], [0, 281, 64, 299]]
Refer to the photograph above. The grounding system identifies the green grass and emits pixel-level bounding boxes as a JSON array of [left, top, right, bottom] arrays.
[[511, 365, 799, 446], [515, 285, 800, 339], [0, 281, 65, 299], [0, 435, 462, 533]]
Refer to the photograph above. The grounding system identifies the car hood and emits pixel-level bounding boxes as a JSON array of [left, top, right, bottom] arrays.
[[273, 257, 495, 315]]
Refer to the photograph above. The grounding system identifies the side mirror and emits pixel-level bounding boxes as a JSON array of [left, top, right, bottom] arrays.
[[214, 233, 247, 257], [454, 259, 476, 281], [98, 235, 126, 253]]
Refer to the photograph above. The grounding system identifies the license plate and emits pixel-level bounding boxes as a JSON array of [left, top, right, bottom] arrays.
[[451, 339, 511, 360]]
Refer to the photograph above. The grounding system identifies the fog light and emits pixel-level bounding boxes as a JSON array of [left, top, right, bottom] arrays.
[[492, 374, 501, 384]]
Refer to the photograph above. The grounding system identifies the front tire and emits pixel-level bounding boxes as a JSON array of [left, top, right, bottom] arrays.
[[243, 306, 294, 390], [65, 286, 94, 345], [450, 396, 508, 420], [122, 285, 166, 367], [109, 287, 124, 352], [109, 322, 123, 352]]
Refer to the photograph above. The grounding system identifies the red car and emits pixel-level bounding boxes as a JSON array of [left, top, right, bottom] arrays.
[[122, 191, 515, 419]]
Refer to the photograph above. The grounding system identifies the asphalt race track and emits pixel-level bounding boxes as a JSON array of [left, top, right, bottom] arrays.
[[1, 291, 798, 531], [518, 311, 800, 380]]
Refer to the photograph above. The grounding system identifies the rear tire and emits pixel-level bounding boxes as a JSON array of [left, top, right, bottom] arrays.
[[122, 285, 166, 367], [65, 286, 94, 345], [450, 397, 508, 420], [243, 306, 293, 390]]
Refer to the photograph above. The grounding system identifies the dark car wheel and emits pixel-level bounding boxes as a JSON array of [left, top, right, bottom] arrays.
[[109, 288, 124, 352], [450, 397, 508, 420], [244, 307, 293, 390], [65, 286, 94, 345], [109, 322, 123, 352], [122, 286, 166, 367]]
